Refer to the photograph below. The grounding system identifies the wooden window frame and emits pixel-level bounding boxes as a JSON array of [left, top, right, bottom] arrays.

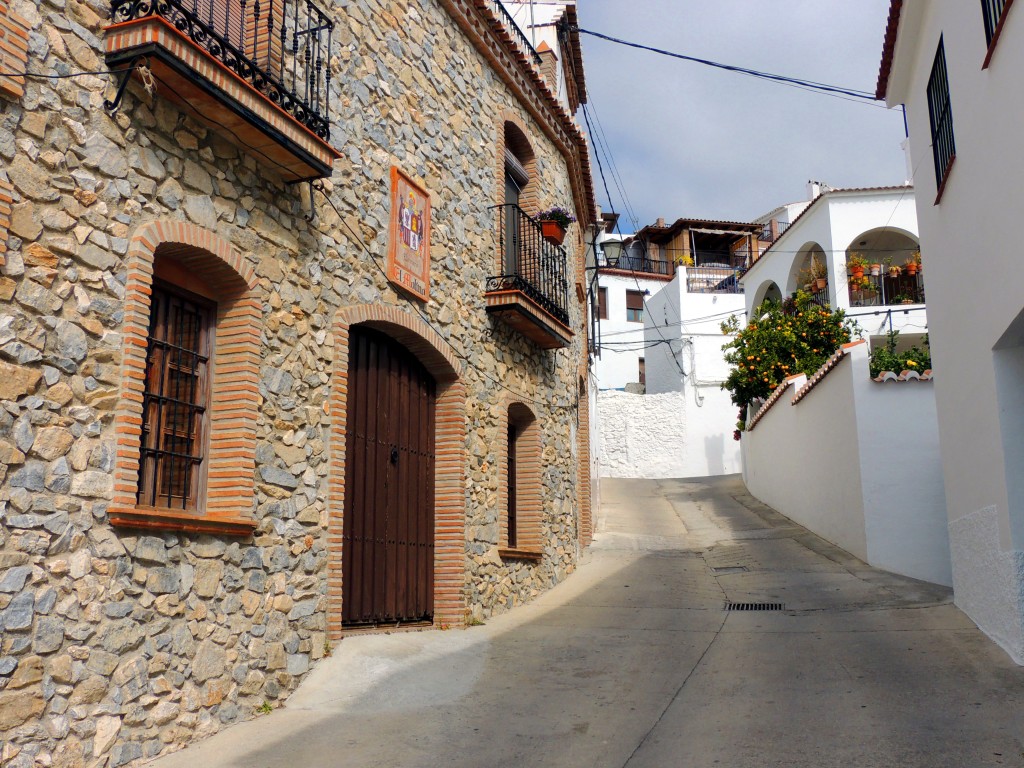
[[926, 38, 956, 203], [499, 402, 543, 561], [137, 280, 215, 513], [597, 286, 608, 320], [982, 0, 1014, 67], [626, 290, 644, 323]]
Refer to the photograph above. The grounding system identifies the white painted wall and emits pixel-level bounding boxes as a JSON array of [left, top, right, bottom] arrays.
[[742, 342, 951, 586], [883, 0, 1024, 662], [596, 267, 745, 479], [597, 389, 741, 478], [740, 188, 925, 342], [593, 271, 670, 390]]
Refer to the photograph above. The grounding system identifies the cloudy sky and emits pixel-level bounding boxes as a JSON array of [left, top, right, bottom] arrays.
[[569, 0, 907, 230]]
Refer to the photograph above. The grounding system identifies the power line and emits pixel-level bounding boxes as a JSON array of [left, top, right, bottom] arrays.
[[576, 27, 886, 106]]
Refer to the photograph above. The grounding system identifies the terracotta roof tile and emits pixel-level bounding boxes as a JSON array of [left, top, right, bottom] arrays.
[[791, 342, 864, 405], [873, 368, 934, 383], [876, 0, 903, 100], [746, 373, 805, 432]]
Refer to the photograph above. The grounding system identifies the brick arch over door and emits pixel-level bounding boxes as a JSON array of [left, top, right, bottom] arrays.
[[328, 305, 467, 636], [110, 220, 262, 534]]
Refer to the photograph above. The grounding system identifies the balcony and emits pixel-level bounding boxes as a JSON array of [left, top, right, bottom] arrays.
[[105, 0, 340, 182], [849, 272, 926, 307], [600, 253, 674, 278], [685, 266, 743, 294], [486, 205, 573, 349]]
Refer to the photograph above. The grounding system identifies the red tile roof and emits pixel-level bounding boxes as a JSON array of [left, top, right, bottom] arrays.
[[792, 341, 864, 405], [876, 0, 904, 100]]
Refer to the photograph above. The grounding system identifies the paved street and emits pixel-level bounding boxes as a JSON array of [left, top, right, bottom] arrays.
[[152, 477, 1024, 767]]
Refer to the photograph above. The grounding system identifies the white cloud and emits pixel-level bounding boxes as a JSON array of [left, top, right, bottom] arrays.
[[575, 0, 907, 226]]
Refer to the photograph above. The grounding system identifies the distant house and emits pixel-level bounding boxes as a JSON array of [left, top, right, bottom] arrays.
[[592, 216, 759, 391], [593, 216, 756, 478], [877, 0, 1024, 663], [742, 185, 924, 348]]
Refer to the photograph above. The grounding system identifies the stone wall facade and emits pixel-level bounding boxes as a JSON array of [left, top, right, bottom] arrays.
[[0, 0, 595, 763]]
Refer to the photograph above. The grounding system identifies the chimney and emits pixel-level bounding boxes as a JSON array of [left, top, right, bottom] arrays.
[[807, 180, 823, 200], [655, 217, 666, 228], [536, 42, 559, 91]]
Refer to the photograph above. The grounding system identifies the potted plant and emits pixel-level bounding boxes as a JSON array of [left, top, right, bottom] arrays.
[[809, 256, 828, 291], [537, 206, 576, 245], [847, 253, 869, 280], [870, 262, 882, 276], [888, 263, 902, 278], [905, 251, 922, 276]]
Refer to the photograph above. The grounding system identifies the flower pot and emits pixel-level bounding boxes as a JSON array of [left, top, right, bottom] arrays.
[[888, 268, 901, 278], [812, 277, 827, 291], [906, 263, 918, 276], [870, 264, 881, 276], [851, 266, 864, 279], [540, 220, 566, 245]]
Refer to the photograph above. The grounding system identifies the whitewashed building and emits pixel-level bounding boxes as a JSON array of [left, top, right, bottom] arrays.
[[741, 185, 925, 349], [877, 0, 1024, 663]]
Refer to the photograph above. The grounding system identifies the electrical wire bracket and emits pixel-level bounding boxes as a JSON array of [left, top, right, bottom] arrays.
[[104, 57, 145, 113]]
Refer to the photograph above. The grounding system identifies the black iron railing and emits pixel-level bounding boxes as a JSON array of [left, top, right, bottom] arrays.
[[809, 284, 830, 309], [604, 255, 674, 276], [488, 0, 542, 64], [662, 247, 751, 270], [488, 204, 570, 326], [849, 272, 925, 307], [686, 266, 742, 294], [111, 0, 333, 139]]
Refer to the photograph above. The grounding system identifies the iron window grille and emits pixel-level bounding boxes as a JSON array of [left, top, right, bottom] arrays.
[[926, 37, 956, 194], [138, 281, 214, 511], [982, 0, 1010, 45]]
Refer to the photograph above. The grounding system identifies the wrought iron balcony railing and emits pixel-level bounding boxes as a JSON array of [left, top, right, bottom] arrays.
[[602, 255, 674, 277], [488, 204, 570, 326], [488, 0, 542, 65], [110, 0, 333, 140], [849, 272, 926, 307]]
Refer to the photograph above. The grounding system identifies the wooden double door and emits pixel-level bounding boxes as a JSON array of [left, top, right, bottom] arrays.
[[342, 327, 436, 626]]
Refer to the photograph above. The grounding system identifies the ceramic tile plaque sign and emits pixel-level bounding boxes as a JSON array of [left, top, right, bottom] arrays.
[[387, 167, 432, 302]]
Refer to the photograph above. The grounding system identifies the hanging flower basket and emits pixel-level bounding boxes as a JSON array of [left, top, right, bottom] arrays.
[[540, 220, 567, 245], [537, 206, 576, 246]]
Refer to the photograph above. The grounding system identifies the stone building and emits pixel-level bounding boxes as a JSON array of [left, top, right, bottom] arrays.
[[0, 0, 597, 762]]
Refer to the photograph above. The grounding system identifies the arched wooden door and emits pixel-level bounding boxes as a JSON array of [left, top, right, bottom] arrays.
[[343, 327, 436, 626]]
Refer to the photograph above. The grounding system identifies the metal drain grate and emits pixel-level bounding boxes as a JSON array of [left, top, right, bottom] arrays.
[[725, 602, 785, 611]]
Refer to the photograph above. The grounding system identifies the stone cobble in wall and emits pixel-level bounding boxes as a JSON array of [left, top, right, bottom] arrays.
[[0, 0, 590, 762]]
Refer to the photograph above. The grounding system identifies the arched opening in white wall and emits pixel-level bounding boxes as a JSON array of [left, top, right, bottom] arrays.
[[788, 242, 828, 294], [751, 280, 783, 310], [993, 307, 1024, 548], [845, 227, 922, 310]]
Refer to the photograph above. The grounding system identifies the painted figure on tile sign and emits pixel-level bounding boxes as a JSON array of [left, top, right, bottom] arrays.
[[387, 167, 432, 302]]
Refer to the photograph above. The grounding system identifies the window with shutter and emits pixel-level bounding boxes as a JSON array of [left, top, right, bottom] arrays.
[[626, 290, 644, 323]]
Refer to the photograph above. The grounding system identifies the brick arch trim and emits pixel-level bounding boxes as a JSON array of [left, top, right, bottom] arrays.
[[327, 305, 467, 635], [109, 220, 262, 535], [497, 110, 540, 221], [498, 398, 544, 557]]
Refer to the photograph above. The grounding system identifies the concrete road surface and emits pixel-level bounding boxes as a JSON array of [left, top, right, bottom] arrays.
[[150, 476, 1024, 767]]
